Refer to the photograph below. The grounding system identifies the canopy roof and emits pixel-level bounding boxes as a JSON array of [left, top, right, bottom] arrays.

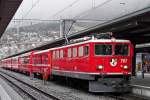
[[0, 0, 22, 37]]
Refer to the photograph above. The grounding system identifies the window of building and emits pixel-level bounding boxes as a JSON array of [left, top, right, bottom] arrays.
[[73, 48, 77, 57], [79, 46, 83, 57]]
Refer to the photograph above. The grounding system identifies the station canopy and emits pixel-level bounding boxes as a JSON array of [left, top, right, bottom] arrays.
[[0, 0, 22, 37]]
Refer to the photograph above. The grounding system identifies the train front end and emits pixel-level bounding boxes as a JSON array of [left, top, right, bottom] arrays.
[[89, 39, 133, 92]]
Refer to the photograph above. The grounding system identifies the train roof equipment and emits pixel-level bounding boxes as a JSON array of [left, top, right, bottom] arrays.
[[69, 32, 114, 44]]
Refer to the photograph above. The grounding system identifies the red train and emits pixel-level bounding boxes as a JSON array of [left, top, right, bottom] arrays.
[[1, 35, 134, 92]]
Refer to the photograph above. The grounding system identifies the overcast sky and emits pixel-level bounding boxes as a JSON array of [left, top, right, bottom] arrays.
[[14, 0, 107, 19], [10, 0, 150, 28], [14, 0, 150, 19]]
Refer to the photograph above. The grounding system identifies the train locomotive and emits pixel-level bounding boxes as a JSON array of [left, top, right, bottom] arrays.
[[1, 34, 134, 92]]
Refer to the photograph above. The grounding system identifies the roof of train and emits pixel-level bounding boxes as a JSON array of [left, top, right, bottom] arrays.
[[34, 38, 131, 54]]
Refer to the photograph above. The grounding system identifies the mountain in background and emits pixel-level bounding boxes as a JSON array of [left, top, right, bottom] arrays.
[[0, 21, 88, 58]]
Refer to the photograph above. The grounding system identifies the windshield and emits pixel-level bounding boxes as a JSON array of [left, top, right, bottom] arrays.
[[95, 44, 112, 55], [115, 44, 129, 56]]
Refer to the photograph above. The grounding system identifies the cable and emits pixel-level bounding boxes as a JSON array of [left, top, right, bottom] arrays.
[[92, 0, 113, 10], [49, 0, 80, 19], [11, 0, 41, 29], [22, 0, 40, 19], [74, 0, 113, 18], [12, 18, 109, 22], [12, 19, 59, 22]]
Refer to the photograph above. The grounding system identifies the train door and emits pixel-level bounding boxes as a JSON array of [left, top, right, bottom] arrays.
[[18, 57, 21, 71], [48, 51, 52, 75], [43, 51, 52, 80], [29, 51, 34, 74]]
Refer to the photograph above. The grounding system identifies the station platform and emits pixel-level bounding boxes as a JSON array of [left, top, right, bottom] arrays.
[[131, 72, 150, 86], [0, 77, 24, 100], [131, 72, 150, 98]]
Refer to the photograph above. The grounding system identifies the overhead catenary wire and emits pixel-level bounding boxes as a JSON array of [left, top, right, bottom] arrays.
[[74, 0, 113, 18], [14, 0, 113, 27], [11, 0, 41, 28], [12, 18, 110, 23], [22, 0, 41, 19], [49, 0, 81, 19], [14, 0, 114, 24], [12, 19, 60, 22], [2, 0, 115, 59], [48, 0, 113, 21]]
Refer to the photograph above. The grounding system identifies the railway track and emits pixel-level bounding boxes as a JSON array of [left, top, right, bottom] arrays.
[[0, 71, 63, 100], [0, 70, 84, 100], [107, 92, 149, 100], [0, 69, 149, 100]]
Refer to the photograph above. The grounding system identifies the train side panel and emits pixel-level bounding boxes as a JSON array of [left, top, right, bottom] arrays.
[[51, 43, 95, 80], [31, 51, 52, 80]]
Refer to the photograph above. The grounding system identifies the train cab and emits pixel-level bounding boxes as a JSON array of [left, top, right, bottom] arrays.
[[91, 39, 133, 76]]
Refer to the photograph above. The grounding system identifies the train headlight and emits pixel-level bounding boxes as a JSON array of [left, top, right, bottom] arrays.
[[123, 65, 128, 69], [97, 65, 103, 70]]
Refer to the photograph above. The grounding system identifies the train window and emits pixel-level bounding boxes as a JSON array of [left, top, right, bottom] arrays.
[[60, 50, 64, 58], [23, 56, 30, 64], [37, 55, 42, 64], [63, 49, 66, 57], [32, 56, 37, 64], [56, 50, 59, 59], [43, 54, 48, 64], [73, 48, 77, 57], [53, 51, 55, 59], [95, 44, 112, 55], [79, 46, 83, 57], [115, 44, 128, 56], [84, 46, 89, 56], [68, 48, 72, 57]]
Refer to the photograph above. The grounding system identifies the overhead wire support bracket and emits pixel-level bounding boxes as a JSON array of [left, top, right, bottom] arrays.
[[59, 19, 76, 44]]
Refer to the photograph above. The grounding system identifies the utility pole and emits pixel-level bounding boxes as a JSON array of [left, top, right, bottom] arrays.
[[59, 19, 76, 39], [92, 0, 95, 9], [60, 20, 65, 38]]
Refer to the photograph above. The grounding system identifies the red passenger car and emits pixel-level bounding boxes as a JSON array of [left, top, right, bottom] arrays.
[[31, 50, 52, 80], [18, 52, 32, 72], [50, 37, 133, 92], [1, 35, 134, 92], [11, 56, 19, 70], [2, 58, 12, 69]]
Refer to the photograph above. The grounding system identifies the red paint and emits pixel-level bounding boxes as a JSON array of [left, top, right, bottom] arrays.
[[1, 39, 133, 79]]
